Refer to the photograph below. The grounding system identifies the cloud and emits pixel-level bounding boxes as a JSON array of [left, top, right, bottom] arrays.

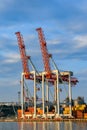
[[1, 52, 20, 64], [74, 35, 87, 49], [47, 39, 61, 45], [0, 77, 19, 87]]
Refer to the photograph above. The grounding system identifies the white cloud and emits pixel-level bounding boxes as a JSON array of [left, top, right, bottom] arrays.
[[0, 78, 19, 87], [74, 35, 87, 48], [48, 39, 60, 45], [5, 52, 19, 59], [2, 52, 20, 64], [3, 59, 18, 64]]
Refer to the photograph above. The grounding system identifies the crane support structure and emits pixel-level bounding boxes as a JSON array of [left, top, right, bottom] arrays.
[[15, 29, 79, 119], [15, 32, 30, 79], [36, 28, 51, 78]]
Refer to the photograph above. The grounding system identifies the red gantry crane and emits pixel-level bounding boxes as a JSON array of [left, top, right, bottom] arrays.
[[15, 29, 78, 118], [15, 31, 42, 106], [36, 27, 78, 85], [15, 32, 35, 80], [36, 27, 78, 117], [15, 32, 40, 118]]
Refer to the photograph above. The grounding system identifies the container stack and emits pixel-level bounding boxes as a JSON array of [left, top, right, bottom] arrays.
[[37, 108, 43, 114], [63, 107, 75, 114], [17, 109, 22, 118], [75, 104, 86, 111], [84, 113, 87, 119]]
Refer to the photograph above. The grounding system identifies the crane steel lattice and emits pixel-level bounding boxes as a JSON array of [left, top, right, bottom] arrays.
[[36, 28, 51, 78], [15, 32, 30, 79]]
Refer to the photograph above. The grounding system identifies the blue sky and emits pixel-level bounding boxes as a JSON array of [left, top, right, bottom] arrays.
[[0, 0, 87, 102]]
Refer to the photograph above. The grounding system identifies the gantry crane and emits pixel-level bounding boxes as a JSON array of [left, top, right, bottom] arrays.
[[15, 32, 35, 110], [15, 32, 42, 118], [15, 29, 78, 118], [36, 27, 78, 85], [36, 27, 78, 117], [36, 27, 61, 116]]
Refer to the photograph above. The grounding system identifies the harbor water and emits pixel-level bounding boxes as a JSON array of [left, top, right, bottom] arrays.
[[0, 121, 87, 130]]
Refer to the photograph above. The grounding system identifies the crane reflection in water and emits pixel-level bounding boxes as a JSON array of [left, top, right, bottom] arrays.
[[18, 121, 73, 130]]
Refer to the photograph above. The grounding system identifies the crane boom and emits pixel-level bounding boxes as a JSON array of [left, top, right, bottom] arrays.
[[36, 28, 51, 78], [15, 32, 30, 79], [36, 28, 78, 85]]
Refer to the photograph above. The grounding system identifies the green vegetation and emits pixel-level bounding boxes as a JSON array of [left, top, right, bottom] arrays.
[[0, 105, 20, 117]]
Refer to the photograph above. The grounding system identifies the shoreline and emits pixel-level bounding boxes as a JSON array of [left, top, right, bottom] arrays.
[[1, 118, 87, 122]]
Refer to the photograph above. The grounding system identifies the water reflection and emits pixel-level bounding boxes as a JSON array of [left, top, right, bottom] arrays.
[[18, 121, 73, 130], [42, 121, 72, 130], [0, 121, 87, 130]]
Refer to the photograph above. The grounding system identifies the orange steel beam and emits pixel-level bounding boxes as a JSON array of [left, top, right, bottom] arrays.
[[36, 28, 51, 78], [15, 32, 30, 79]]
